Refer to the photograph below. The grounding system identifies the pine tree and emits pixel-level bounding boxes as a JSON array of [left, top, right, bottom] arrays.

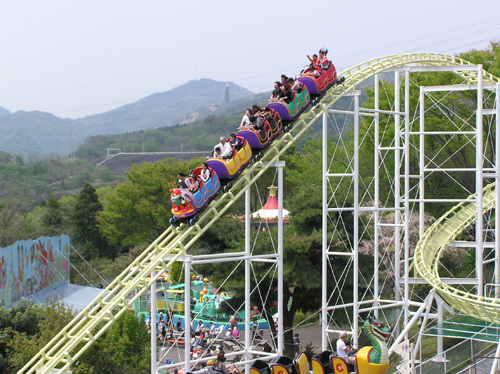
[[73, 183, 113, 258]]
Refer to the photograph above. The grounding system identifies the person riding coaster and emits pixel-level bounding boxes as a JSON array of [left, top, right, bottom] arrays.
[[267, 85, 310, 122], [298, 48, 344, 96], [206, 137, 253, 181], [298, 62, 338, 96], [330, 317, 392, 374], [236, 108, 283, 151], [170, 49, 341, 226], [169, 166, 221, 226]]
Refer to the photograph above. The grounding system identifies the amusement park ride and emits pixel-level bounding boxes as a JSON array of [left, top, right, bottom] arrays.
[[134, 274, 269, 330], [18, 53, 500, 374]]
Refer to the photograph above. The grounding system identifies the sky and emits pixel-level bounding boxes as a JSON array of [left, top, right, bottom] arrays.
[[1, 0, 500, 119]]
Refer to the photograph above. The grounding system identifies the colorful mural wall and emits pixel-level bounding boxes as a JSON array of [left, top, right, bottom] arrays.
[[0, 235, 70, 309]]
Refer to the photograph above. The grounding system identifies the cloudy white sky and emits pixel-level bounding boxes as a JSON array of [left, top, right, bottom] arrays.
[[1, 0, 499, 118]]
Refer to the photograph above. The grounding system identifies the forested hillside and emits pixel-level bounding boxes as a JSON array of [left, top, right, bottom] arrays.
[[0, 79, 253, 159], [75, 87, 366, 161], [75, 92, 270, 160], [0, 106, 10, 117]]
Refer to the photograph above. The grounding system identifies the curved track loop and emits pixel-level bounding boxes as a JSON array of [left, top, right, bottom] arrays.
[[414, 183, 500, 324], [19, 53, 499, 373]]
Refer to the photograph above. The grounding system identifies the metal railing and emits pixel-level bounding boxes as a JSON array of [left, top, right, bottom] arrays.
[[412, 339, 493, 374]]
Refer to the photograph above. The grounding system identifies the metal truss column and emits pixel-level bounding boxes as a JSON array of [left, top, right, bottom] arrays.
[[403, 68, 411, 331], [243, 161, 284, 357], [151, 270, 157, 374], [183, 257, 192, 373], [476, 65, 484, 297], [322, 90, 361, 348], [496, 82, 500, 298], [353, 91, 360, 347], [394, 70, 402, 315], [373, 74, 380, 317], [409, 64, 497, 363], [322, 103, 327, 350], [390, 70, 405, 342], [276, 161, 285, 356], [244, 186, 251, 373]]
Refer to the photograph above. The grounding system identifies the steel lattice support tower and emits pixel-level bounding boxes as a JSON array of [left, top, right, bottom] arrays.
[[321, 65, 500, 365]]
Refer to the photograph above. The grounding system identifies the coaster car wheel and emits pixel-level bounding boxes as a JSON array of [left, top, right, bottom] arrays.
[[223, 182, 232, 193], [170, 217, 180, 227], [189, 215, 199, 226]]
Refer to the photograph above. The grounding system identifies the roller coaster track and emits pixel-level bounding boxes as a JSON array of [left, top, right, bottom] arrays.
[[20, 53, 500, 373], [414, 183, 500, 324]]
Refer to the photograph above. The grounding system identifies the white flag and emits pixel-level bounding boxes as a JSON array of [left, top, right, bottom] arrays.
[[396, 360, 413, 374], [393, 339, 410, 360]]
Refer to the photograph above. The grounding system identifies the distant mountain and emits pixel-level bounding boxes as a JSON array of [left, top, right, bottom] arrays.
[[0, 79, 254, 159], [0, 111, 74, 159], [0, 106, 10, 118], [73, 79, 253, 135]]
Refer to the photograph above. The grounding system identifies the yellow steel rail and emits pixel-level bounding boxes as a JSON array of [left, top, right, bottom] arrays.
[[414, 184, 500, 323], [19, 53, 498, 373]]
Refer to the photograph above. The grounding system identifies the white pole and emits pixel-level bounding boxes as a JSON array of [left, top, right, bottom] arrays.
[[410, 343, 415, 374], [353, 91, 360, 346], [374, 74, 380, 317], [496, 83, 500, 299], [322, 108, 328, 350], [394, 70, 402, 338], [244, 186, 251, 372], [184, 258, 192, 373], [277, 161, 285, 355], [412, 291, 435, 358], [477, 65, 484, 297], [151, 270, 157, 374], [419, 87, 426, 240], [403, 69, 410, 330], [437, 299, 443, 359], [389, 295, 432, 356], [490, 337, 500, 374]]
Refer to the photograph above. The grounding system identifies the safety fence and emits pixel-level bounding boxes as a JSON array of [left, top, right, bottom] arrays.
[[413, 339, 493, 373], [469, 356, 500, 374]]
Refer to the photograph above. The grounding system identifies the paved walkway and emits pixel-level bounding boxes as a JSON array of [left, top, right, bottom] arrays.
[[293, 324, 323, 353]]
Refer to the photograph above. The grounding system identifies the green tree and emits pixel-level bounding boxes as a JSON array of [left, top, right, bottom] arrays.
[[4, 298, 149, 374], [460, 41, 500, 78], [0, 199, 26, 247], [73, 183, 114, 258], [80, 312, 150, 374], [0, 299, 44, 337], [99, 158, 202, 247], [0, 151, 12, 165], [7, 297, 75, 373]]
